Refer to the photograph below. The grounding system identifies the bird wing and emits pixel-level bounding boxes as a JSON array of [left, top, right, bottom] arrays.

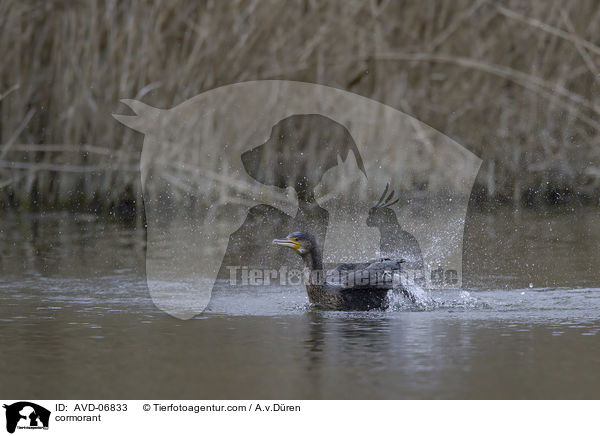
[[328, 259, 404, 291]]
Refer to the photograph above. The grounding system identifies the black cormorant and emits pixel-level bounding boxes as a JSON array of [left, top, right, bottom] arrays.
[[273, 231, 410, 310]]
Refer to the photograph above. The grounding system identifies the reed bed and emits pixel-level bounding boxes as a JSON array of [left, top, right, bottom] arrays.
[[1, 0, 600, 214]]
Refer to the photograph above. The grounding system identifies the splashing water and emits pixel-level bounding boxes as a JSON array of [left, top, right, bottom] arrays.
[[387, 284, 435, 311], [387, 286, 487, 312]]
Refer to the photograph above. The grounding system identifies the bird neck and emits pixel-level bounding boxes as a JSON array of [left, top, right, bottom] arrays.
[[301, 246, 323, 272], [301, 246, 326, 304]]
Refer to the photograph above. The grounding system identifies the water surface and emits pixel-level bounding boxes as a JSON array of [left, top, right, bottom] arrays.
[[1, 208, 599, 399]]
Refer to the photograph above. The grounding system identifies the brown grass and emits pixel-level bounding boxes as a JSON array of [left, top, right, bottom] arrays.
[[1, 0, 600, 212]]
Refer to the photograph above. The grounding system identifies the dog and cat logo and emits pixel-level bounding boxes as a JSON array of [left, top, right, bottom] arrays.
[[3, 402, 50, 433], [114, 80, 481, 319]]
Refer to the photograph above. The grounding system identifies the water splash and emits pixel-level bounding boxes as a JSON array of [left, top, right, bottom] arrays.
[[387, 284, 436, 311], [387, 287, 488, 311]]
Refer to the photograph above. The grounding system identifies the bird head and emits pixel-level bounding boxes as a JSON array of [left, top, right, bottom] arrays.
[[272, 231, 315, 255]]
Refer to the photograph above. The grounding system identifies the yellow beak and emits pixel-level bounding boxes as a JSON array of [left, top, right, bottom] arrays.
[[272, 237, 300, 250]]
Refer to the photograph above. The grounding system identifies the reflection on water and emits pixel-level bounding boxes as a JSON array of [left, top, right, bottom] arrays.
[[0, 209, 599, 398]]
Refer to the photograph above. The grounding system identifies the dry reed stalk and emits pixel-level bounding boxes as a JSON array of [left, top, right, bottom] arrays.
[[0, 0, 599, 211]]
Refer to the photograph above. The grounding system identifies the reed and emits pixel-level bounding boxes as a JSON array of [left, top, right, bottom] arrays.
[[1, 0, 600, 214]]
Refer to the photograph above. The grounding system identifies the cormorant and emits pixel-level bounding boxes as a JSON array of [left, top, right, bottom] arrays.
[[273, 231, 410, 310]]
